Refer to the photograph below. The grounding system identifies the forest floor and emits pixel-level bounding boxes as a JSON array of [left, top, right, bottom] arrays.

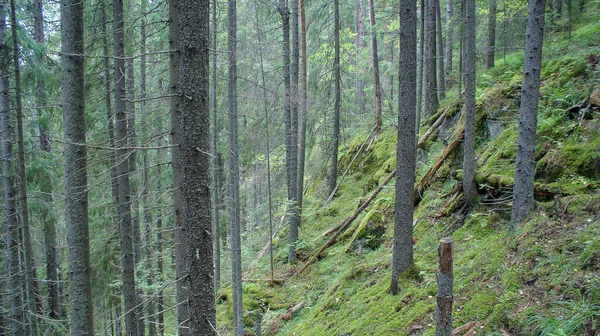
[[215, 18, 600, 336]]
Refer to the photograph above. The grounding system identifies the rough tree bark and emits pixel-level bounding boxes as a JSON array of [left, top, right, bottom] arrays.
[[0, 4, 24, 333], [487, 0, 497, 69], [297, 0, 308, 221], [423, 0, 439, 118], [139, 1, 156, 333], [436, 0, 445, 100], [61, 0, 94, 332], [391, 0, 417, 295], [169, 0, 190, 332], [368, 0, 383, 133], [10, 0, 41, 330], [227, 0, 243, 334], [445, 0, 453, 76], [34, 0, 61, 320], [329, 0, 341, 198], [113, 0, 138, 332], [463, 0, 477, 207], [210, 0, 220, 293], [355, 0, 366, 114], [511, 0, 546, 226], [177, 0, 216, 333]]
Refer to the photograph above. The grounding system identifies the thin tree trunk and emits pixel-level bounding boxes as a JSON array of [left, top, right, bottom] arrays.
[[126, 49, 145, 336], [211, 0, 221, 293], [424, 0, 439, 118], [436, 0, 445, 100], [9, 0, 41, 331], [155, 141, 165, 336], [255, 9, 276, 285], [169, 0, 189, 332], [511, 0, 546, 226], [355, 0, 366, 114], [463, 0, 477, 207], [288, 0, 301, 264], [113, 0, 138, 332], [391, 0, 417, 295], [329, 0, 341, 198], [227, 0, 243, 334], [61, 0, 94, 332], [445, 0, 453, 76], [0, 4, 24, 333], [368, 0, 383, 133], [139, 2, 156, 333], [34, 0, 61, 320], [177, 0, 215, 332], [417, 0, 425, 128], [487, 0, 497, 69]]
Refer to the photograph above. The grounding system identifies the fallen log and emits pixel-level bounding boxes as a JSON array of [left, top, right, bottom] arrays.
[[418, 101, 460, 148], [243, 279, 284, 285], [452, 321, 480, 335], [414, 125, 465, 206], [243, 206, 287, 277], [268, 302, 304, 336], [323, 126, 376, 208], [310, 115, 465, 273], [300, 170, 396, 274], [322, 111, 463, 238]]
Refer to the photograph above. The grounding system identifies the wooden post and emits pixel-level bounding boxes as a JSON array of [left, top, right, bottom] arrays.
[[435, 237, 454, 336]]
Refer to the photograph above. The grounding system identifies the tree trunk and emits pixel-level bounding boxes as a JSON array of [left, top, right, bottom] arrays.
[[436, 0, 445, 100], [155, 143, 165, 336], [391, 0, 417, 295], [177, 0, 215, 333], [0, 5, 24, 333], [34, 0, 61, 321], [487, 0, 497, 69], [434, 238, 454, 335], [355, 0, 366, 114], [227, 0, 243, 334], [255, 11, 276, 285], [445, 0, 453, 76], [417, 0, 425, 128], [368, 0, 383, 133], [169, 0, 190, 332], [329, 0, 341, 199], [126, 47, 145, 336], [61, 0, 94, 332], [10, 0, 42, 331], [211, 0, 221, 293], [113, 0, 138, 332], [288, 0, 301, 264], [463, 0, 477, 207], [511, 0, 546, 226], [139, 2, 156, 334], [423, 0, 439, 118]]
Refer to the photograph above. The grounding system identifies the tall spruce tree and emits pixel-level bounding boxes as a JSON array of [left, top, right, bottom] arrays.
[[227, 0, 244, 333], [391, 0, 417, 295], [177, 0, 215, 333], [61, 0, 94, 332], [511, 0, 546, 226]]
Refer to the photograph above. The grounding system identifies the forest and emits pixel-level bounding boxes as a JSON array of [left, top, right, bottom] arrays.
[[1, 0, 599, 334]]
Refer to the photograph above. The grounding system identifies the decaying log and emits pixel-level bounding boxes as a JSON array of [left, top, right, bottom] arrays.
[[415, 125, 465, 205], [243, 279, 284, 285], [268, 302, 304, 336], [243, 207, 287, 277], [301, 170, 396, 274], [419, 100, 461, 148], [323, 126, 376, 208], [452, 321, 480, 335]]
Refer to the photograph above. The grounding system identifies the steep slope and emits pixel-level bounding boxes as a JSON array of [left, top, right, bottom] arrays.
[[216, 20, 600, 336]]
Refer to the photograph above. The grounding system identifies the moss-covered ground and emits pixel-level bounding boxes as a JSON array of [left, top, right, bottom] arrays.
[[215, 16, 600, 336]]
